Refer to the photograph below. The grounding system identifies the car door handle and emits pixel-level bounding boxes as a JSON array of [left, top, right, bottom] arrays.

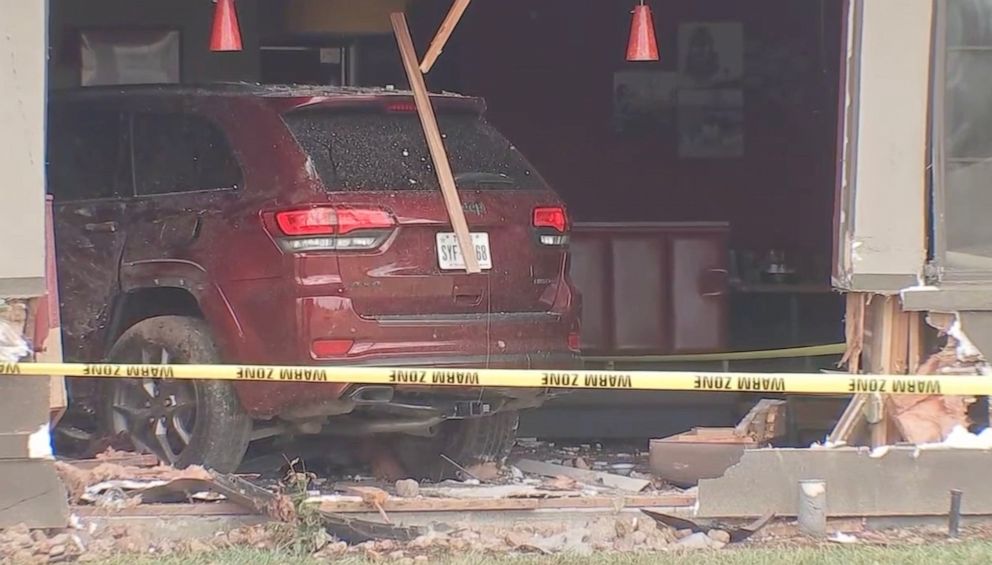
[[84, 221, 118, 233]]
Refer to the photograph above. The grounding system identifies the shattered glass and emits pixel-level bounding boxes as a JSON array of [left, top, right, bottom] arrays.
[[284, 111, 546, 192]]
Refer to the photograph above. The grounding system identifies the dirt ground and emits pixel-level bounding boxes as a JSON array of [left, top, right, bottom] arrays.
[[7, 523, 992, 565], [84, 542, 992, 565]]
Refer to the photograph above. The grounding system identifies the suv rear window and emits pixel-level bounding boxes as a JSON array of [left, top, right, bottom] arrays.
[[284, 110, 547, 191]]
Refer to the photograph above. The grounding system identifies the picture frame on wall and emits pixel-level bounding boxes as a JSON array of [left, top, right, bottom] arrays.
[[80, 29, 181, 86], [677, 88, 744, 159], [612, 70, 680, 135], [678, 22, 744, 87]]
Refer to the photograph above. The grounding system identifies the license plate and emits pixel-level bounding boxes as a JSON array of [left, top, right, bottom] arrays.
[[436, 233, 493, 270]]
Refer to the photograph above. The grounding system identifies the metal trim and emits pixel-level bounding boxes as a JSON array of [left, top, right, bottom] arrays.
[[0, 277, 46, 299], [833, 0, 864, 288], [931, 0, 950, 279]]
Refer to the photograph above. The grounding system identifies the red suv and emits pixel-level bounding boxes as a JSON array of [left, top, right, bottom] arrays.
[[48, 85, 580, 476]]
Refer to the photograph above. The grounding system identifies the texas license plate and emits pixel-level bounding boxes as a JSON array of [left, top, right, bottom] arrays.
[[436, 233, 493, 270]]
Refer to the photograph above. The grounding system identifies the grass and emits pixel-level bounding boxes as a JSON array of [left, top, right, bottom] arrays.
[[89, 541, 992, 565]]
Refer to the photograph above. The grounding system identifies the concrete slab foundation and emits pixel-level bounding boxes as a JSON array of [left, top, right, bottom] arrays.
[[0, 459, 69, 528], [697, 446, 992, 518]]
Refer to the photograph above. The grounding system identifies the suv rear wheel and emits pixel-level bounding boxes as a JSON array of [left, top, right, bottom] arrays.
[[393, 411, 519, 481], [103, 316, 251, 472]]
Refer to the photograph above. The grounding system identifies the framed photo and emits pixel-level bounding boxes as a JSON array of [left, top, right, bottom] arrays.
[[81, 30, 181, 86], [678, 88, 744, 159], [678, 22, 744, 87], [613, 70, 680, 134]]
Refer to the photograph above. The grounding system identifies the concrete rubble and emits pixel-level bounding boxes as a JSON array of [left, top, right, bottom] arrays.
[[0, 442, 713, 561], [7, 414, 992, 561]]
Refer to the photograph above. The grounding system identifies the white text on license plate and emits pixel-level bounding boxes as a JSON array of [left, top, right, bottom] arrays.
[[436, 233, 492, 270]]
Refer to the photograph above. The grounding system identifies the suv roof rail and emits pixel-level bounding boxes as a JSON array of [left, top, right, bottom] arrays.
[[49, 82, 472, 100]]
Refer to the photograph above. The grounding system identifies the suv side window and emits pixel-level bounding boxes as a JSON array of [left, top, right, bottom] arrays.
[[132, 113, 242, 196], [47, 108, 131, 201]]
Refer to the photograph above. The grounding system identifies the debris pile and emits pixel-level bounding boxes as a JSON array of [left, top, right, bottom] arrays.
[[0, 442, 738, 561]]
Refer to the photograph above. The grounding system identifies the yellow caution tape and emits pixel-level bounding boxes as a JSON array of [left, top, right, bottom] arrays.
[[0, 361, 988, 396]]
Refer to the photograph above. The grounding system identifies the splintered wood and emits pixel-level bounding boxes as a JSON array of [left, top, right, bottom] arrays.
[[420, 0, 472, 73], [888, 339, 976, 444], [734, 399, 787, 443], [391, 12, 479, 273], [831, 294, 980, 447]]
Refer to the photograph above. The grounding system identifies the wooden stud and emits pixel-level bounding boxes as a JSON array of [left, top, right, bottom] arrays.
[[828, 394, 868, 445], [391, 13, 480, 273], [420, 0, 472, 74], [840, 293, 866, 373], [830, 293, 868, 445], [908, 311, 923, 374]]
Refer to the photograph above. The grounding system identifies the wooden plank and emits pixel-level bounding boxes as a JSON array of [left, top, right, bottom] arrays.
[[63, 453, 161, 470], [420, 0, 472, 74], [870, 296, 899, 447], [908, 311, 923, 374], [391, 12, 479, 273], [840, 293, 866, 373], [734, 399, 787, 442], [71, 502, 253, 518], [418, 485, 584, 499], [514, 459, 650, 492], [886, 297, 911, 375], [830, 293, 869, 445], [864, 296, 912, 448], [318, 494, 694, 514], [828, 394, 868, 445]]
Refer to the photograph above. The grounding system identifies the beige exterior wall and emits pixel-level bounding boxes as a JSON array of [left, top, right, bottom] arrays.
[[836, 0, 932, 292], [0, 0, 47, 297]]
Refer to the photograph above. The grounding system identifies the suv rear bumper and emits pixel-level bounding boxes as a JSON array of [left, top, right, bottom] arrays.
[[313, 351, 581, 368], [223, 288, 580, 418], [234, 351, 581, 420]]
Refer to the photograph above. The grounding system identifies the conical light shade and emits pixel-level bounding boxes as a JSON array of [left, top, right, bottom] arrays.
[[626, 4, 659, 62], [210, 0, 243, 52]]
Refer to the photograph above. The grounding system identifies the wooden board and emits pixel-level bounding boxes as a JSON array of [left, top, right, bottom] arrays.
[[72, 502, 253, 518], [420, 0, 472, 73], [318, 494, 694, 514], [391, 12, 479, 273], [830, 293, 869, 445], [514, 459, 651, 492], [64, 453, 160, 470]]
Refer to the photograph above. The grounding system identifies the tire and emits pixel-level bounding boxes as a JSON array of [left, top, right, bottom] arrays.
[[102, 316, 251, 472], [393, 411, 520, 481]]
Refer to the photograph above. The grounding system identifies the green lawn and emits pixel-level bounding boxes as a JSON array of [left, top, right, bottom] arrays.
[[90, 542, 992, 565]]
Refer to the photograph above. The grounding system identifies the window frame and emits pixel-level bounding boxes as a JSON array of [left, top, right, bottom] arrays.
[[49, 101, 246, 203], [47, 105, 133, 203], [931, 0, 992, 282], [129, 110, 244, 199]]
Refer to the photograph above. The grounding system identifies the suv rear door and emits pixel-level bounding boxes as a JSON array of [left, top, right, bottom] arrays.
[[123, 101, 245, 269], [283, 106, 569, 319], [47, 102, 132, 362]]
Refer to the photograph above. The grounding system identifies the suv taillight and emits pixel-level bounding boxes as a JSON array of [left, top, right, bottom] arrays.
[[533, 206, 569, 246], [272, 206, 395, 252]]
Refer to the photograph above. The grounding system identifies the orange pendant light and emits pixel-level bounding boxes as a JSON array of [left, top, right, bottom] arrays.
[[626, 1, 659, 62], [210, 0, 243, 52]]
